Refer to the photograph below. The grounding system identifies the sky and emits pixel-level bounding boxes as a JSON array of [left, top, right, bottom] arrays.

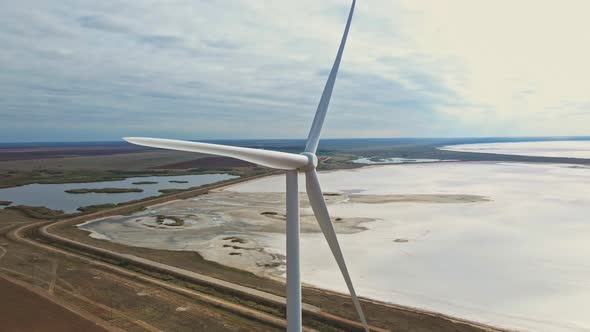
[[1, 0, 589, 142]]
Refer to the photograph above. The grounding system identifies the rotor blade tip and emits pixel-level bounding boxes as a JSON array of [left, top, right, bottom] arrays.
[[124, 137, 145, 142], [124, 137, 152, 146]]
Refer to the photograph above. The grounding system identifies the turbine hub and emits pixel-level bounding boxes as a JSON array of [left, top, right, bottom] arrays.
[[300, 152, 318, 170]]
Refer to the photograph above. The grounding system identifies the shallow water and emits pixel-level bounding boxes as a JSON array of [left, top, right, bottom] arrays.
[[229, 162, 590, 332], [0, 174, 237, 212], [351, 157, 449, 164]]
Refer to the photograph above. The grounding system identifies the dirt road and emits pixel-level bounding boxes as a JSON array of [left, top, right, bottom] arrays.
[[12, 222, 321, 331]]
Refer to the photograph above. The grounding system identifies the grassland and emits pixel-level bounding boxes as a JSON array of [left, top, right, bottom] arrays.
[[158, 188, 184, 194], [77, 203, 147, 214], [6, 205, 66, 219]]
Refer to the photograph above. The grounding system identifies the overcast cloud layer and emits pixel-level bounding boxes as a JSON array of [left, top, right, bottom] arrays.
[[1, 0, 589, 142]]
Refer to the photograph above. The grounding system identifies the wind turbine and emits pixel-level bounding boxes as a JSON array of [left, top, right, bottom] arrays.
[[125, 1, 368, 331]]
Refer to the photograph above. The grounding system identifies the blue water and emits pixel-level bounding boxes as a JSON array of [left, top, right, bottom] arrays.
[[0, 174, 237, 213]]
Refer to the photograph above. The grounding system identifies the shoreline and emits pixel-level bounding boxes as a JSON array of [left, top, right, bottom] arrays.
[[17, 160, 588, 331], [439, 140, 590, 160], [46, 213, 511, 332], [55, 163, 520, 332]]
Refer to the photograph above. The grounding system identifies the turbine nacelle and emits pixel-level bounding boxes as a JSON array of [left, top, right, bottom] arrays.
[[299, 152, 319, 170]]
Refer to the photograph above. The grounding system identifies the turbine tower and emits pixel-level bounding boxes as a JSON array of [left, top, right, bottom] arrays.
[[125, 1, 368, 331]]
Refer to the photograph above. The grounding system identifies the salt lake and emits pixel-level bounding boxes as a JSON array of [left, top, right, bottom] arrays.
[[81, 161, 590, 332], [352, 157, 455, 164], [440, 140, 590, 159]]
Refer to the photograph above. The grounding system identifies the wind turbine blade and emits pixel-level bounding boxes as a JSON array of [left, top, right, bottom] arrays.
[[305, 169, 369, 332], [305, 0, 356, 154], [124, 137, 309, 170]]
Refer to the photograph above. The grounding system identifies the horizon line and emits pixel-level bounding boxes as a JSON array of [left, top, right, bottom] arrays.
[[2, 135, 590, 145]]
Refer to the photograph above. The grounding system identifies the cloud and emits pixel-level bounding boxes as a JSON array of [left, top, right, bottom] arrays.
[[202, 39, 240, 50], [1, 0, 589, 142], [77, 15, 131, 34], [139, 35, 184, 48]]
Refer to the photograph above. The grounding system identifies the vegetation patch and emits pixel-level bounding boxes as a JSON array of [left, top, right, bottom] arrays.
[[132, 181, 158, 185], [0, 200, 12, 206], [158, 188, 184, 194], [65, 188, 143, 194], [222, 244, 247, 250], [77, 202, 146, 214], [77, 203, 117, 213], [155, 215, 184, 227], [261, 211, 278, 216], [6, 205, 66, 219], [222, 236, 247, 244], [168, 180, 189, 183]]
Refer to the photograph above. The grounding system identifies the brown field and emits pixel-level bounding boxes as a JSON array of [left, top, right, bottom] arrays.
[[154, 156, 257, 169], [0, 276, 108, 332], [0, 212, 282, 332], [0, 144, 144, 161], [0, 150, 200, 172], [0, 144, 267, 189]]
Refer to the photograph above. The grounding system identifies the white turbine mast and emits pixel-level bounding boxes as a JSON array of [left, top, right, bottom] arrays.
[[125, 1, 369, 331]]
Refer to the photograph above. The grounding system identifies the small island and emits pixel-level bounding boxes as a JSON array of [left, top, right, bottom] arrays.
[[132, 181, 158, 185], [169, 180, 189, 184], [156, 215, 184, 227], [65, 188, 144, 194], [0, 200, 12, 206]]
